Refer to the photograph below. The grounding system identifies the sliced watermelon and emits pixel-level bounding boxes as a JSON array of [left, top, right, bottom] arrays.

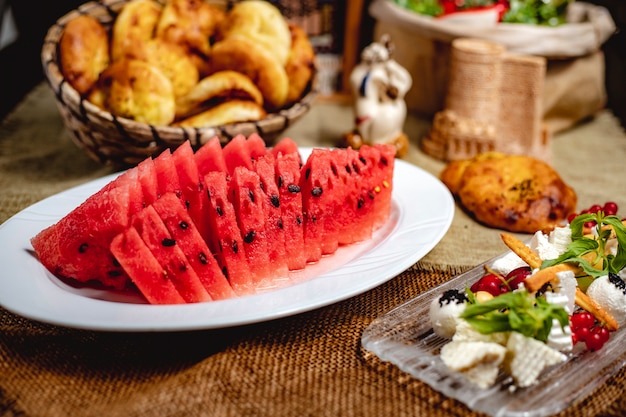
[[136, 157, 159, 207], [253, 154, 289, 278], [110, 227, 185, 304], [153, 149, 181, 197], [31, 183, 136, 289], [151, 193, 236, 300], [359, 144, 396, 228], [131, 205, 212, 303], [229, 166, 273, 286], [274, 151, 306, 270], [246, 133, 268, 162], [204, 170, 254, 296], [271, 137, 301, 161], [172, 141, 210, 241], [222, 134, 254, 175], [195, 135, 227, 177]]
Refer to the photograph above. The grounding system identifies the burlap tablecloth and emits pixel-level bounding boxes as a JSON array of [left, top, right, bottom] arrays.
[[1, 84, 625, 417]]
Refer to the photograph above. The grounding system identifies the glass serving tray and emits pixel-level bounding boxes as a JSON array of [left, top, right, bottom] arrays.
[[361, 251, 626, 417]]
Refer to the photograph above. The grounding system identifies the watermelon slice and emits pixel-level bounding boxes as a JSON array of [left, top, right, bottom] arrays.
[[274, 151, 306, 270], [271, 137, 301, 161], [195, 135, 227, 177], [253, 154, 289, 279], [204, 170, 254, 296], [151, 193, 236, 300], [229, 166, 273, 286], [131, 205, 212, 303], [136, 157, 159, 207], [172, 141, 210, 241], [110, 228, 186, 304], [31, 183, 136, 289], [246, 133, 268, 162], [223, 134, 254, 175], [153, 149, 181, 197], [359, 144, 396, 228]]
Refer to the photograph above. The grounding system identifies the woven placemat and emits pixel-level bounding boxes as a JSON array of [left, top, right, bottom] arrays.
[[1, 267, 626, 417]]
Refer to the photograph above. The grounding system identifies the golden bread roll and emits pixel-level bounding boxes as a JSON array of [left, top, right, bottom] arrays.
[[110, 0, 163, 62], [156, 0, 225, 75], [59, 15, 110, 95], [217, 0, 291, 66], [441, 152, 577, 233], [173, 99, 266, 128], [88, 59, 176, 126], [284, 24, 316, 106], [131, 39, 199, 98], [175, 70, 263, 120], [209, 36, 288, 111]]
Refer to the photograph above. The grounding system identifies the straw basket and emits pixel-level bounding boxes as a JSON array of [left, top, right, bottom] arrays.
[[41, 0, 317, 166]]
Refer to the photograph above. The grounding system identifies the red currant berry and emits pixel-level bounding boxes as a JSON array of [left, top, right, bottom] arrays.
[[603, 201, 619, 216], [570, 312, 595, 331], [576, 326, 591, 343], [584, 221, 597, 229], [567, 213, 578, 224], [585, 331, 606, 352], [591, 326, 611, 344], [588, 204, 603, 214], [505, 266, 532, 291]]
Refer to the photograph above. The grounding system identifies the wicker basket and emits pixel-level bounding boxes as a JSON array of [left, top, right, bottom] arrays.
[[41, 0, 317, 166]]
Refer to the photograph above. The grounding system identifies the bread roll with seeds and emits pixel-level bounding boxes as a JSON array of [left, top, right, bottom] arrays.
[[59, 15, 110, 95]]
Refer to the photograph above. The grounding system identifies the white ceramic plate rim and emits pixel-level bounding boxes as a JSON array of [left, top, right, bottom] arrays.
[[0, 149, 454, 332]]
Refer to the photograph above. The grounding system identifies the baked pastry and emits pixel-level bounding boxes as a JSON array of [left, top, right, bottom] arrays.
[[156, 0, 225, 76], [209, 37, 289, 111], [88, 59, 176, 126], [59, 15, 110, 95], [216, 0, 291, 66], [441, 152, 577, 233], [173, 100, 266, 128], [284, 24, 316, 107], [110, 0, 162, 62], [175, 70, 263, 120]]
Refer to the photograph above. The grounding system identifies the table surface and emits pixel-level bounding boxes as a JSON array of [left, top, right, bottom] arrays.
[[1, 83, 625, 417]]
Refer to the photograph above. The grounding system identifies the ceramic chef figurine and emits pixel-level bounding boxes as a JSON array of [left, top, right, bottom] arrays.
[[343, 34, 412, 158]]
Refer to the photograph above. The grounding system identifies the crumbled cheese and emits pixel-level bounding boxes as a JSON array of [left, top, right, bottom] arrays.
[[440, 340, 506, 388], [587, 275, 626, 326], [544, 290, 574, 352], [503, 332, 566, 388], [530, 231, 560, 261], [453, 320, 509, 346], [490, 251, 526, 276], [548, 226, 572, 255]]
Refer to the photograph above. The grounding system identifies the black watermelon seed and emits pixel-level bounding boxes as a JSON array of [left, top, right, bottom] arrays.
[[78, 243, 88, 253], [368, 190, 375, 200], [331, 164, 338, 176], [260, 182, 265, 192], [248, 190, 255, 202], [288, 184, 300, 193], [179, 263, 187, 272], [311, 187, 323, 197], [185, 200, 190, 209], [270, 194, 280, 208], [305, 168, 311, 179], [218, 241, 223, 252], [296, 215, 302, 225], [179, 220, 189, 230], [277, 218, 284, 229], [278, 176, 283, 188], [244, 231, 256, 244], [232, 240, 238, 254], [345, 164, 352, 174], [381, 156, 388, 166], [199, 252, 208, 265], [216, 205, 223, 216], [222, 266, 229, 279], [359, 156, 367, 165], [162, 238, 176, 247], [357, 197, 365, 209]]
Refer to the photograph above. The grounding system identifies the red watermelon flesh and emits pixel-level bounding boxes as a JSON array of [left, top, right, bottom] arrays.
[[136, 158, 159, 207], [271, 137, 301, 161], [223, 134, 253, 175], [342, 147, 376, 243], [131, 205, 212, 303], [359, 144, 396, 229], [151, 193, 236, 300], [172, 141, 210, 241], [204, 170, 254, 296], [31, 183, 136, 290], [253, 154, 289, 279], [246, 133, 268, 162], [274, 152, 306, 271], [195, 135, 227, 177], [229, 166, 273, 286], [153, 149, 181, 197], [110, 227, 186, 304]]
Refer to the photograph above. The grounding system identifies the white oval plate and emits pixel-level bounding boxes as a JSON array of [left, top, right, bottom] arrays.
[[0, 149, 454, 331]]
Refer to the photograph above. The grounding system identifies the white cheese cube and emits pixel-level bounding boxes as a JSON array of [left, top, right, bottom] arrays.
[[503, 332, 566, 388], [440, 340, 506, 388]]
